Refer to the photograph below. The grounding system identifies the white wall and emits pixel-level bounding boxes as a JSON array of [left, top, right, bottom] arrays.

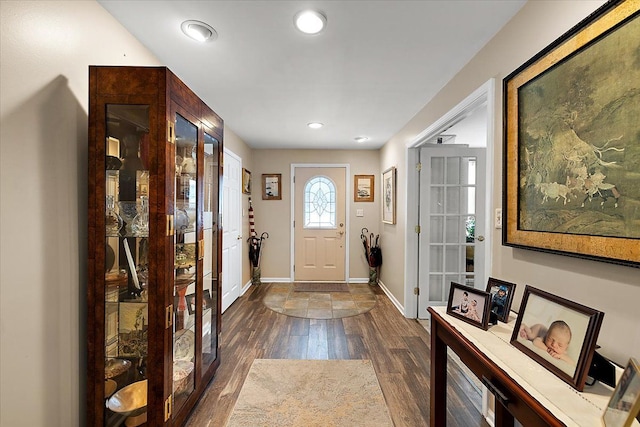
[[0, 2, 162, 425], [386, 0, 640, 366]]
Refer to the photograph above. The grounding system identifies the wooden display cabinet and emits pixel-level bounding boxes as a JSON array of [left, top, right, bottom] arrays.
[[88, 66, 223, 426]]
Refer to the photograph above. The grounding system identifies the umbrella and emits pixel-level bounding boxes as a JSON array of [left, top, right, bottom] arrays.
[[360, 228, 370, 263], [370, 234, 382, 267], [248, 232, 269, 268]]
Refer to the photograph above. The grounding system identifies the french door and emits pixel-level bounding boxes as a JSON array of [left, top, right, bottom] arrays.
[[418, 146, 486, 317]]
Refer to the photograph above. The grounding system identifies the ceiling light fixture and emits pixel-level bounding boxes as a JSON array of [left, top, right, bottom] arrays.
[[294, 10, 327, 35], [354, 136, 369, 143], [181, 20, 218, 43], [307, 122, 324, 129]]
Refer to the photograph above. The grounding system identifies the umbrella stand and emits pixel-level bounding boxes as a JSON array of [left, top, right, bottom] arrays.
[[360, 228, 381, 286], [248, 231, 269, 286]]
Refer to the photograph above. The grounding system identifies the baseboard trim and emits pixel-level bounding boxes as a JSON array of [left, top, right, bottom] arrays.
[[377, 279, 405, 315]]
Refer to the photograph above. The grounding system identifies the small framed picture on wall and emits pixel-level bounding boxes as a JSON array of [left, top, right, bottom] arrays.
[[354, 175, 374, 202], [262, 174, 281, 200]]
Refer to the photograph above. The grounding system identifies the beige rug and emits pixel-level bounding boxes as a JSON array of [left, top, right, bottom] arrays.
[[225, 359, 393, 427]]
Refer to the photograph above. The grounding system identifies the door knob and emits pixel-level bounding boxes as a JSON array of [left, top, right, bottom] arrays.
[[476, 235, 485, 242], [237, 235, 242, 240]]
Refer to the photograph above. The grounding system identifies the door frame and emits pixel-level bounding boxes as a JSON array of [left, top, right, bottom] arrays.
[[404, 78, 496, 318], [290, 163, 351, 282]]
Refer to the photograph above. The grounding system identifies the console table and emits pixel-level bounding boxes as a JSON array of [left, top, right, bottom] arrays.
[[428, 306, 623, 427]]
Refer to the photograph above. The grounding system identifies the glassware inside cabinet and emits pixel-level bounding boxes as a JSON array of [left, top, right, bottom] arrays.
[[103, 104, 150, 427], [173, 113, 197, 415]]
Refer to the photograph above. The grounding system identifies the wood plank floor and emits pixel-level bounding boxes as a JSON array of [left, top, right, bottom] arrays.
[[185, 284, 489, 427]]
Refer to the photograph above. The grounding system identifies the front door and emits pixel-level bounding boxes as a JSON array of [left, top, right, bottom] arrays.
[[293, 167, 347, 281], [221, 149, 242, 312], [418, 146, 486, 317]]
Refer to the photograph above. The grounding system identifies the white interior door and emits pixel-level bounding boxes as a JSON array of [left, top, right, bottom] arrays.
[[222, 149, 242, 312], [418, 146, 486, 317], [293, 167, 347, 282]]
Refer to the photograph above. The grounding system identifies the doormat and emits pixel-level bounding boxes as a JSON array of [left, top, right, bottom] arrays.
[[293, 282, 350, 292], [225, 359, 393, 427]]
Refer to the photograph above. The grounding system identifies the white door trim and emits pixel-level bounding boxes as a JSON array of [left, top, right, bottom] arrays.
[[404, 78, 496, 318], [290, 163, 350, 282]]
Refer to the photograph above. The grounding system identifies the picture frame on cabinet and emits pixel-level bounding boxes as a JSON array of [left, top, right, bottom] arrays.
[[603, 358, 640, 427], [262, 174, 281, 200], [503, 0, 640, 267], [185, 293, 196, 315], [510, 285, 604, 391], [354, 175, 374, 202], [446, 282, 491, 330]]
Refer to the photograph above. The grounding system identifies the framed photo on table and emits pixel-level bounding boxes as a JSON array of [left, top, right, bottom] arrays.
[[446, 282, 491, 330], [354, 175, 374, 202], [503, 0, 640, 267], [603, 358, 640, 427], [485, 277, 516, 324], [262, 174, 281, 200], [382, 167, 396, 224], [510, 285, 604, 391]]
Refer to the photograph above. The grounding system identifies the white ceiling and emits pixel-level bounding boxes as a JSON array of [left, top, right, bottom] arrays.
[[97, 1, 525, 150]]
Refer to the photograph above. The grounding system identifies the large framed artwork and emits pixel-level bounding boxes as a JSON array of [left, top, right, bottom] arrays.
[[510, 286, 604, 391], [503, 0, 640, 267]]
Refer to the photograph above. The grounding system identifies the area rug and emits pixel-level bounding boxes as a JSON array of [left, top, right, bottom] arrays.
[[293, 282, 350, 292], [225, 359, 393, 427]]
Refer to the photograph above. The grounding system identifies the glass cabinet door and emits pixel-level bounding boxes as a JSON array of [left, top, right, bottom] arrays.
[[202, 131, 220, 374], [104, 104, 151, 427], [172, 113, 198, 415]]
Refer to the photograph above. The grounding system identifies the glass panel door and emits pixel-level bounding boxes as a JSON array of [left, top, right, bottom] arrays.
[[104, 104, 150, 427], [418, 146, 486, 316], [202, 131, 219, 374], [173, 113, 197, 414]]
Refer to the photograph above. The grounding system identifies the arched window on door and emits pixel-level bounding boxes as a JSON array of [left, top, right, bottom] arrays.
[[304, 176, 336, 228]]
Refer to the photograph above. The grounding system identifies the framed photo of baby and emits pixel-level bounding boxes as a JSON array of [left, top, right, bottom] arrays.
[[446, 282, 491, 330], [510, 285, 604, 391]]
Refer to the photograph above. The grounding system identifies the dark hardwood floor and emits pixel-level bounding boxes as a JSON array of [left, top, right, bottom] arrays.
[[185, 283, 488, 427]]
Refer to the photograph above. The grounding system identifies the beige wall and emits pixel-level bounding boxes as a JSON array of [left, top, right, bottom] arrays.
[[386, 0, 639, 366], [0, 2, 161, 425], [250, 149, 380, 281]]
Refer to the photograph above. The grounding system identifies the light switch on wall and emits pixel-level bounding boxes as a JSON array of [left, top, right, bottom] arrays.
[[356, 209, 364, 217], [495, 208, 502, 229]]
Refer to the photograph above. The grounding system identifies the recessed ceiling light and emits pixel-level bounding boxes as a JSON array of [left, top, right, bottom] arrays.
[[307, 122, 324, 129], [181, 20, 218, 43], [354, 136, 369, 143], [294, 10, 327, 35]]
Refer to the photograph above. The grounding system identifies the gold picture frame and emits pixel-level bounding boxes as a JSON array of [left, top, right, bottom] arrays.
[[242, 168, 252, 195], [603, 358, 640, 427], [503, 0, 640, 267], [382, 167, 396, 224], [262, 173, 281, 200], [354, 175, 374, 202]]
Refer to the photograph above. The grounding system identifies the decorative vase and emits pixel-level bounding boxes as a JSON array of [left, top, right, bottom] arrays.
[[105, 195, 123, 236]]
